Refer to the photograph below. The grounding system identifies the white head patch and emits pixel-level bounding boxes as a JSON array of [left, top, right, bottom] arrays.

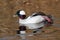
[[19, 10, 26, 15]]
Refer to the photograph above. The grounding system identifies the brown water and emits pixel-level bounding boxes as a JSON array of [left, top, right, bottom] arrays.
[[0, 0, 60, 40]]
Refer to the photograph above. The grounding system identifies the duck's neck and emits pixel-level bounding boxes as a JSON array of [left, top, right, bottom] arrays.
[[19, 15, 26, 19]]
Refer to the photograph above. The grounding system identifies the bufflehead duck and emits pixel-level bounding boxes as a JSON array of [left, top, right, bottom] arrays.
[[16, 10, 45, 24], [15, 10, 53, 38]]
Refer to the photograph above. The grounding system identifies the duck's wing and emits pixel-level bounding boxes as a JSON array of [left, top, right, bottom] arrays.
[[26, 16, 45, 23], [27, 12, 46, 19], [31, 12, 46, 17]]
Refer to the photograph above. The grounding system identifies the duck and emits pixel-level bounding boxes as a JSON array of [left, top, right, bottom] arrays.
[[16, 10, 45, 23], [13, 10, 54, 38], [14, 10, 52, 29]]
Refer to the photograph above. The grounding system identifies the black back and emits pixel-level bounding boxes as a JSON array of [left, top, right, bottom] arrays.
[[32, 12, 46, 17]]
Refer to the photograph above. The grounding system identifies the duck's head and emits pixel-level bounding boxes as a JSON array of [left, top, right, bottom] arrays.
[[16, 10, 26, 19]]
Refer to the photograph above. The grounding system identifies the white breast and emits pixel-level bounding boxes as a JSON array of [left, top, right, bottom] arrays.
[[24, 23, 44, 29], [19, 16, 45, 29], [19, 15, 45, 24]]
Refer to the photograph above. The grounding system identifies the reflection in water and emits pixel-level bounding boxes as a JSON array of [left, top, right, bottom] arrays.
[[19, 22, 45, 40], [1, 23, 60, 40]]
